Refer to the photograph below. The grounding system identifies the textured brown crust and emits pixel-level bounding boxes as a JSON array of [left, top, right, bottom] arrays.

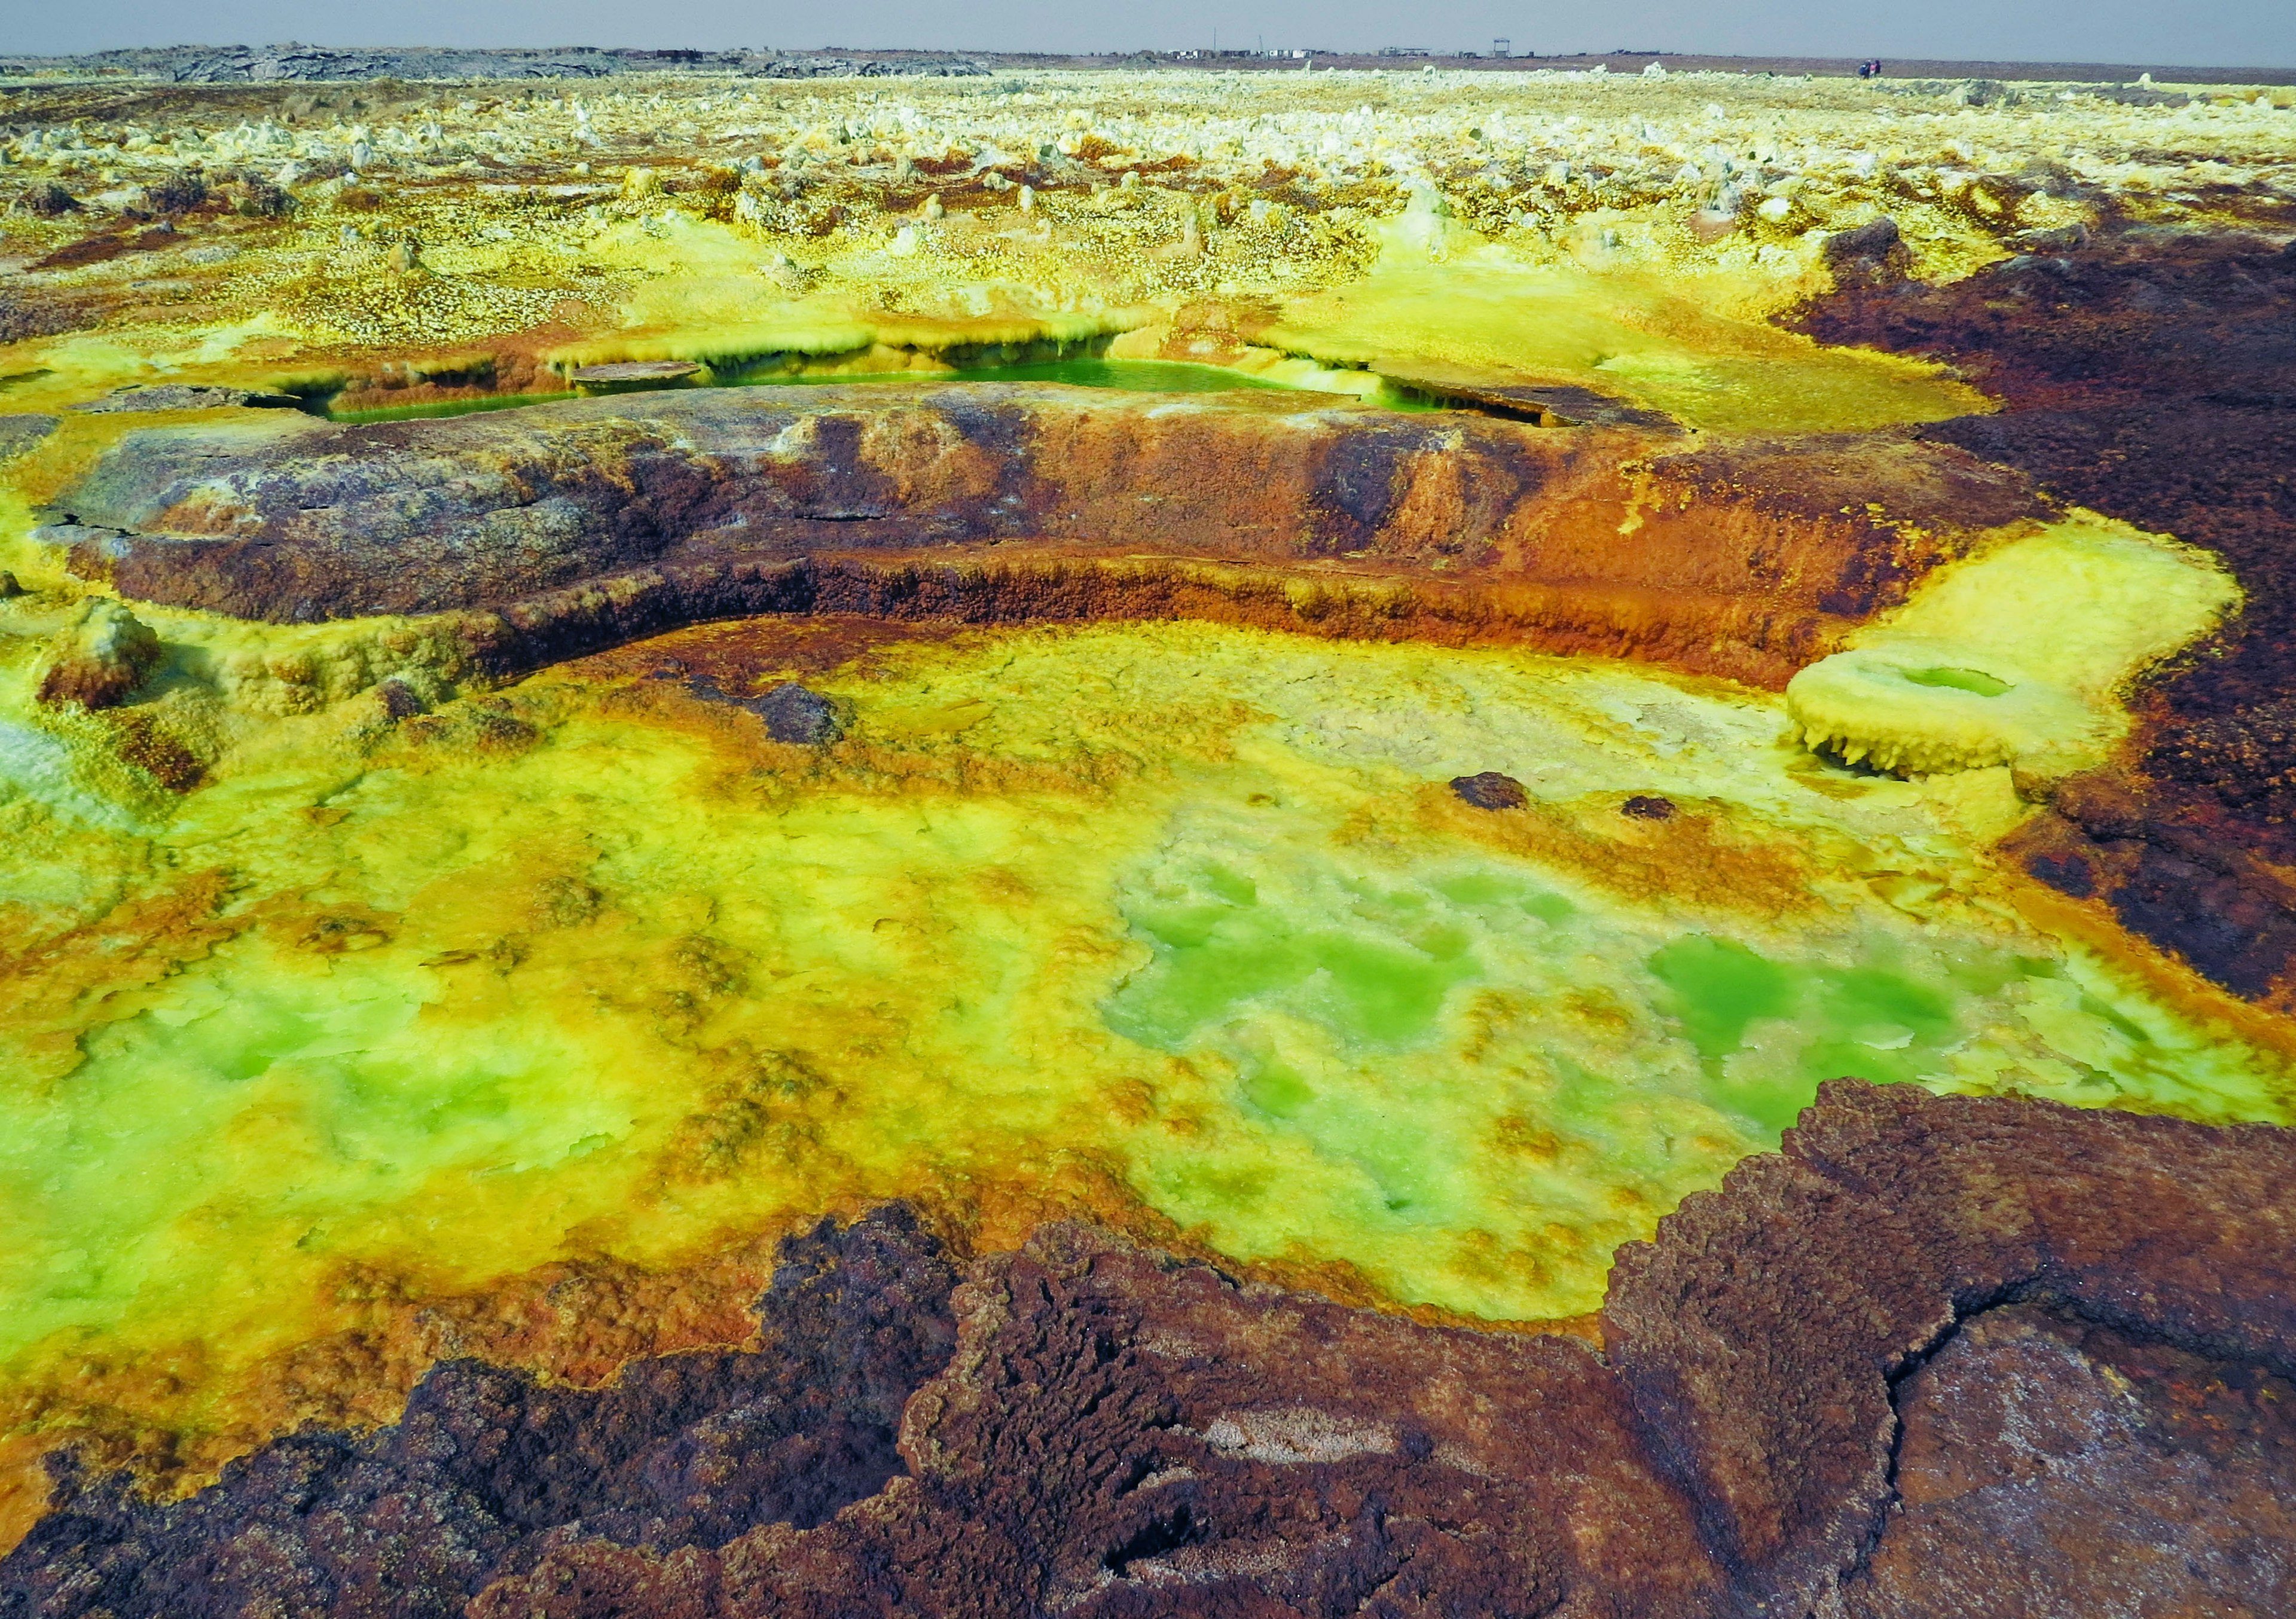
[[39, 384, 2040, 689], [1604, 1077, 2296, 1612], [6, 1081, 2289, 1618]]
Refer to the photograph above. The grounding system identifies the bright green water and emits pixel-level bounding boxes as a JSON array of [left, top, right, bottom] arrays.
[[319, 359, 1302, 423], [1902, 665, 2014, 697], [728, 358, 1298, 395], [323, 390, 579, 424]]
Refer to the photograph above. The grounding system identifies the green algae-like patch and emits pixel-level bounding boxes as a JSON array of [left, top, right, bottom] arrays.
[[1108, 865, 1483, 1052], [319, 359, 1299, 424], [0, 619, 2288, 1445]]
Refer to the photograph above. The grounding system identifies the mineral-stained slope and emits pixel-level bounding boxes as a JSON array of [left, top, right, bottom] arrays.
[[7, 1080, 2288, 1619], [28, 384, 2046, 689], [0, 1206, 964, 1619]]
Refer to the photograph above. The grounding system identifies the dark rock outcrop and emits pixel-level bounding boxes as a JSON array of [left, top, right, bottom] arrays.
[[72, 386, 301, 414], [36, 383, 2040, 689], [2007, 769, 2296, 999], [1843, 1303, 2295, 1617], [0, 416, 57, 462], [1822, 216, 1913, 289], [0, 1206, 960, 1619], [7, 1082, 2288, 1618], [1603, 1077, 2296, 1615], [752, 682, 845, 744]]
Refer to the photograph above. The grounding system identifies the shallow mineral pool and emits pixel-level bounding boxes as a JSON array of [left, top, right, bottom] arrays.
[[2, 620, 2286, 1435], [320, 357, 1310, 423]]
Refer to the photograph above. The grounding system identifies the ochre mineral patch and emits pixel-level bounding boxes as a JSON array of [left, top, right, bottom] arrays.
[[32, 598, 161, 710]]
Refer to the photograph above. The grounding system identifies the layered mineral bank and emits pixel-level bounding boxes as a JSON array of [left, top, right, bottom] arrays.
[[1, 48, 2294, 1617]]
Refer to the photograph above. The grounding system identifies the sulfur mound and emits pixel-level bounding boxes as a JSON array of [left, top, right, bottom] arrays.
[[1785, 514, 2239, 778], [32, 598, 161, 710], [5, 1082, 2287, 1619]]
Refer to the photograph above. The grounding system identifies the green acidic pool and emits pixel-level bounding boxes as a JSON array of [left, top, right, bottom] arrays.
[[319, 358, 1303, 423]]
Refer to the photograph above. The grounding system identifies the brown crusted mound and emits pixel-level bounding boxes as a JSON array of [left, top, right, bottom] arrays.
[[38, 383, 2039, 689], [5, 1080, 2289, 1618], [1800, 229, 2296, 1001]]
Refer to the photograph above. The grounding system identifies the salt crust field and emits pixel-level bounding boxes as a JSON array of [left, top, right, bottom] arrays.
[[0, 53, 2294, 1617]]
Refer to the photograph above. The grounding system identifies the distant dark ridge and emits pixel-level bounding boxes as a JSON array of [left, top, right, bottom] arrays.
[[0, 44, 2289, 87]]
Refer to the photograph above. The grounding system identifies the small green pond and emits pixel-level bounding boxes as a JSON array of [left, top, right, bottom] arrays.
[[319, 358, 1311, 424]]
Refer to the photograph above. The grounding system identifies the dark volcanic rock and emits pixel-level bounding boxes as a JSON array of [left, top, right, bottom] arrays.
[[18, 182, 77, 218], [1621, 794, 1677, 820], [1602, 1079, 2296, 1615], [0, 1206, 960, 1619], [473, 1221, 1723, 1619], [1449, 769, 1528, 809], [8, 1083, 2289, 1618], [752, 682, 845, 745], [1842, 1303, 2296, 1617], [0, 416, 56, 462], [1822, 216, 1912, 289], [2008, 771, 2296, 999], [137, 172, 209, 216], [1367, 359, 1681, 428], [73, 385, 301, 414], [374, 678, 423, 721]]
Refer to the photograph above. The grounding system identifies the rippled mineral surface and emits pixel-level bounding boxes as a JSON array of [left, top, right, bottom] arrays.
[[1, 57, 2293, 1617]]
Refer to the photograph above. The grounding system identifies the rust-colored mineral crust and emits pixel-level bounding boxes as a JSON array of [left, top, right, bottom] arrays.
[[35, 384, 2038, 688], [6, 1082, 2288, 1618]]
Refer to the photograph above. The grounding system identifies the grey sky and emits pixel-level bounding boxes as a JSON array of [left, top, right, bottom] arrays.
[[6, 0, 2291, 69]]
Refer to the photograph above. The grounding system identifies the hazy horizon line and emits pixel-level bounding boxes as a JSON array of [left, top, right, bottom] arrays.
[[6, 39, 2293, 74]]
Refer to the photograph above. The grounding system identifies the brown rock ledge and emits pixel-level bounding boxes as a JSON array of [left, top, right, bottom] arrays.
[[4, 1080, 2288, 1617], [33, 383, 2039, 688]]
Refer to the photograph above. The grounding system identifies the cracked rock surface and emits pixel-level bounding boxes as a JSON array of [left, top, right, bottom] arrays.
[[6, 1080, 2288, 1618]]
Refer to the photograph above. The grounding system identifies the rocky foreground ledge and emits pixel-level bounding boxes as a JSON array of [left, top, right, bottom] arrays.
[[5, 1079, 2288, 1618]]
